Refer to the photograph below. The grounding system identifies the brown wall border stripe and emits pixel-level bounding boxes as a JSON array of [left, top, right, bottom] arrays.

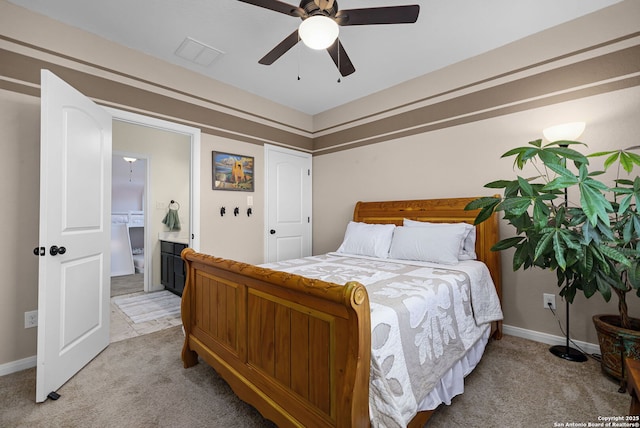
[[316, 75, 640, 156], [0, 35, 310, 135], [313, 44, 640, 153], [2, 37, 638, 157], [0, 79, 39, 98], [314, 32, 640, 135], [0, 48, 313, 151]]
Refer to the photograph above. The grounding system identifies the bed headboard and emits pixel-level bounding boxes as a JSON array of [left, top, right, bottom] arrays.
[[353, 197, 502, 303]]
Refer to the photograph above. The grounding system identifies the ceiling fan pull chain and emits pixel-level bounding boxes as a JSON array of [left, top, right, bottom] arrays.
[[297, 33, 302, 81], [337, 41, 341, 83]]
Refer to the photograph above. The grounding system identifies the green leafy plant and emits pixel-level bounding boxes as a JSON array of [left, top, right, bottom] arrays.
[[466, 139, 640, 330]]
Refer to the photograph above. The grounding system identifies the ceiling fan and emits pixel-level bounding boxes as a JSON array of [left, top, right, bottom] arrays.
[[238, 0, 420, 77]]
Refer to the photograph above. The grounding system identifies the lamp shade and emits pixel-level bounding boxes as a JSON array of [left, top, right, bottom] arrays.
[[542, 122, 586, 142], [123, 157, 137, 163], [299, 16, 339, 50]]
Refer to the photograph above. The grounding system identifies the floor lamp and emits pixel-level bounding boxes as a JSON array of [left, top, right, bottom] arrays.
[[543, 122, 588, 363]]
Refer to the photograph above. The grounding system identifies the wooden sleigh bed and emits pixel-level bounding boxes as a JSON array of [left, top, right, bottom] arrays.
[[180, 197, 502, 427]]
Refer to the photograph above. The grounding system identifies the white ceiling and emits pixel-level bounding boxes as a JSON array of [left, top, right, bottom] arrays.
[[9, 0, 621, 115]]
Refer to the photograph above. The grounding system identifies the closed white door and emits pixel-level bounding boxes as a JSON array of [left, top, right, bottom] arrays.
[[265, 145, 312, 262], [36, 70, 112, 402]]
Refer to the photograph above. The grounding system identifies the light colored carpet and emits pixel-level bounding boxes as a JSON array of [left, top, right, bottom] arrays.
[[113, 290, 181, 323], [0, 327, 272, 428], [426, 335, 628, 427], [0, 331, 629, 427]]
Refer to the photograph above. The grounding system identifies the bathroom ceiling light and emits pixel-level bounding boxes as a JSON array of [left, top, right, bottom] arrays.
[[123, 157, 137, 182]]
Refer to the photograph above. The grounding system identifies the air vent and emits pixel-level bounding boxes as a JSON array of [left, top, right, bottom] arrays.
[[175, 37, 225, 66]]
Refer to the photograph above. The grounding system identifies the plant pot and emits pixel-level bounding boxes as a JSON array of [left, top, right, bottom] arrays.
[[593, 314, 640, 380]]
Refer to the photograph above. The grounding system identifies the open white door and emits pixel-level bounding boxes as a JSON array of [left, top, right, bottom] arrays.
[[36, 70, 112, 402], [265, 145, 312, 262]]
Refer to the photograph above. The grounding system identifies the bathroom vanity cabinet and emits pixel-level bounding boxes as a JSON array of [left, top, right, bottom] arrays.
[[160, 240, 188, 296]]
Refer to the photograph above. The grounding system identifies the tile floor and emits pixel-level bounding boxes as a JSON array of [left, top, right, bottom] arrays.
[[110, 291, 183, 343]]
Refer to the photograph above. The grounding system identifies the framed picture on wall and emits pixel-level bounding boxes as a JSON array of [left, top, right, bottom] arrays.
[[212, 151, 254, 192]]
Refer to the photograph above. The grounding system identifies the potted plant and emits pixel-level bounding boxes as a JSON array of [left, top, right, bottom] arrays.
[[466, 138, 640, 380]]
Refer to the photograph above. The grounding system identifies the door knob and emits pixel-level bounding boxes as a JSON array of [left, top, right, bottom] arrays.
[[50, 245, 66, 256], [33, 246, 45, 256], [270, 229, 276, 235]]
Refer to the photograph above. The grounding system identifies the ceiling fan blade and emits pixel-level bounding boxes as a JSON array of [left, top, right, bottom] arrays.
[[237, 0, 305, 17], [259, 30, 300, 65], [336, 5, 420, 26], [327, 39, 355, 77]]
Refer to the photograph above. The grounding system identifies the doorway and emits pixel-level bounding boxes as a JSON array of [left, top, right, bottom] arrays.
[[264, 144, 312, 263], [35, 71, 201, 401], [111, 152, 148, 298], [107, 113, 200, 343]]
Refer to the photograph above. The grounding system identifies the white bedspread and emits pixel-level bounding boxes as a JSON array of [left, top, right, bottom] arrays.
[[262, 253, 502, 427]]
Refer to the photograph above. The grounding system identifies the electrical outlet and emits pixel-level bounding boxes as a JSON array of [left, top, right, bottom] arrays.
[[25, 310, 38, 328], [543, 293, 556, 310]]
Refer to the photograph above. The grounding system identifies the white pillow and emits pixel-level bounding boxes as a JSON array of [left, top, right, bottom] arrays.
[[403, 219, 477, 260], [389, 226, 467, 265], [336, 221, 396, 259]]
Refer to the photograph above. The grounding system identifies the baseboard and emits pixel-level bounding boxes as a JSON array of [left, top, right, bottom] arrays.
[[0, 326, 601, 377], [0, 355, 36, 377], [503, 324, 601, 356]]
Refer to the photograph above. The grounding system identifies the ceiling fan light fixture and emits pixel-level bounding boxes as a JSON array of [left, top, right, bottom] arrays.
[[299, 15, 339, 50]]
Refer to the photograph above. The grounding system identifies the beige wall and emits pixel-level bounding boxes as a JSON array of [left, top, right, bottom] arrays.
[[113, 121, 191, 290], [0, 2, 283, 368], [0, 0, 639, 369], [199, 134, 264, 264], [312, 85, 640, 345], [308, 0, 640, 347], [0, 2, 312, 134], [0, 90, 265, 368], [0, 89, 40, 366], [312, 1, 640, 133]]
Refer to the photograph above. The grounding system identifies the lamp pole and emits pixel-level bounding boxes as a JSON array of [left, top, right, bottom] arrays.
[[548, 141, 587, 362]]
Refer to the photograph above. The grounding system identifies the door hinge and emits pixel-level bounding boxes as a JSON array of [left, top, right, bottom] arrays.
[[308, 169, 310, 176]]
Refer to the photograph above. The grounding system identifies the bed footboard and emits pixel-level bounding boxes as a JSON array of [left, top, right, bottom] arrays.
[[180, 248, 371, 427]]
